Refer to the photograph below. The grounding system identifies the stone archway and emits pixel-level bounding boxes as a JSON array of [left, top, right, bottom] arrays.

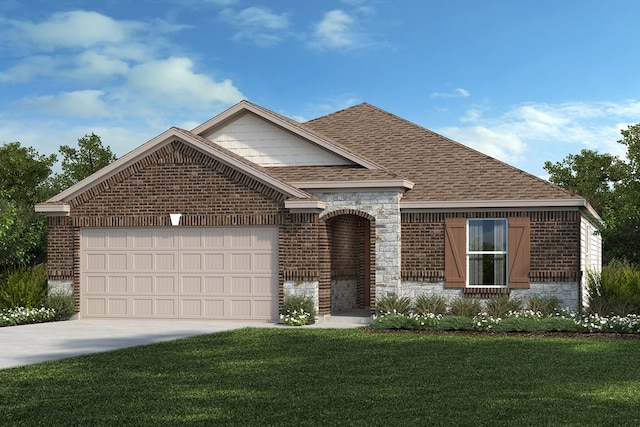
[[321, 210, 375, 314]]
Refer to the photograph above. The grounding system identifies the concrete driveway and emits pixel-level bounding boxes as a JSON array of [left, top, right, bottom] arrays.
[[0, 316, 367, 370]]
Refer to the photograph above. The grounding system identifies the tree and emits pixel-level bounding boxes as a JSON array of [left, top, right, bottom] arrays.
[[0, 142, 57, 271], [0, 142, 57, 206], [53, 133, 116, 191], [544, 124, 640, 264]]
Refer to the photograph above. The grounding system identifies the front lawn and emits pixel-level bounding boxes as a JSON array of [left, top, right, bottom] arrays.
[[1, 328, 639, 426]]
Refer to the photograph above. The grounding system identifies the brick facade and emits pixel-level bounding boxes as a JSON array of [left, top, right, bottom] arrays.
[[401, 210, 582, 282], [46, 140, 327, 313]]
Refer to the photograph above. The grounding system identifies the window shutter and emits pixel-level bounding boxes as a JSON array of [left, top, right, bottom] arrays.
[[508, 217, 530, 289], [444, 217, 466, 288]]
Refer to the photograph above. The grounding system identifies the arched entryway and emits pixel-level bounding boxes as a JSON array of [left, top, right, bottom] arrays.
[[321, 210, 375, 314]]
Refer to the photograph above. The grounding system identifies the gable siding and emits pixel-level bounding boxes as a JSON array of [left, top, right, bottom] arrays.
[[204, 113, 351, 167], [402, 211, 581, 282]]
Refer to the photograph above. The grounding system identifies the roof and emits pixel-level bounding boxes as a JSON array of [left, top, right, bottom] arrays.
[[36, 100, 598, 218], [304, 102, 582, 204]]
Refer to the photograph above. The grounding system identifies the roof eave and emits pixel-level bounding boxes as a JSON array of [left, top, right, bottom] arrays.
[[290, 179, 415, 192], [401, 199, 602, 221]]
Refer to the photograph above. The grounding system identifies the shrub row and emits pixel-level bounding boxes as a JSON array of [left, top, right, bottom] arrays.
[[376, 293, 562, 319], [371, 310, 640, 334]]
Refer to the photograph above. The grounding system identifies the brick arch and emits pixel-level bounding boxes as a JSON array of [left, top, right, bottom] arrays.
[[320, 209, 376, 223], [320, 209, 376, 315]]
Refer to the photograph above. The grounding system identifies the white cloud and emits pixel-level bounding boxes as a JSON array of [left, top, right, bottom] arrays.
[[219, 6, 290, 46], [18, 90, 111, 118], [124, 57, 243, 107], [431, 88, 470, 98], [309, 9, 362, 50], [2, 11, 134, 51], [439, 125, 527, 164], [0, 55, 59, 82], [71, 51, 130, 80], [434, 100, 640, 175]]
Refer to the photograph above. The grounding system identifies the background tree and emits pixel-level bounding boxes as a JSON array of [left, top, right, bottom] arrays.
[[53, 133, 116, 191], [544, 124, 640, 264], [0, 142, 57, 271]]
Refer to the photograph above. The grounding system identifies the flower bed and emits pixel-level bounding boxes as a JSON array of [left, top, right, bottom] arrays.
[[0, 307, 57, 327], [371, 310, 640, 335]]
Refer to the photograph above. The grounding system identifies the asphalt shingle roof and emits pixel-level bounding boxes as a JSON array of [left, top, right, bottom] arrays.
[[303, 103, 580, 202]]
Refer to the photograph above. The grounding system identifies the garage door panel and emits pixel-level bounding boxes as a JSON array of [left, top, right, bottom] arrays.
[[181, 253, 202, 270], [204, 277, 225, 293], [204, 299, 225, 317], [86, 253, 106, 270], [182, 276, 202, 293], [81, 227, 277, 320], [108, 276, 127, 293], [205, 253, 225, 269]]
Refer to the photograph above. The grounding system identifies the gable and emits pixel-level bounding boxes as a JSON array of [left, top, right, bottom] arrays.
[[202, 112, 353, 167], [70, 141, 286, 217]]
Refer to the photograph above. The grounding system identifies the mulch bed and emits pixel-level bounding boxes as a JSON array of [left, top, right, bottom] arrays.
[[362, 327, 640, 339]]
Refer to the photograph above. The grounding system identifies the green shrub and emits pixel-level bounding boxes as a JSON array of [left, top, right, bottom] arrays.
[[435, 315, 475, 331], [587, 259, 640, 315], [376, 294, 412, 316], [370, 313, 416, 329], [484, 294, 523, 318], [280, 294, 317, 326], [414, 294, 447, 315], [527, 295, 561, 316], [44, 291, 76, 320], [449, 297, 483, 317], [0, 264, 48, 310], [539, 316, 581, 332]]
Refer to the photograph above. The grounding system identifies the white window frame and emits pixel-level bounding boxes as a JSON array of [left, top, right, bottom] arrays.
[[466, 218, 508, 288]]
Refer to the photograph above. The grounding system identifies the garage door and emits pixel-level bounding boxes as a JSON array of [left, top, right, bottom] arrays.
[[80, 227, 278, 320]]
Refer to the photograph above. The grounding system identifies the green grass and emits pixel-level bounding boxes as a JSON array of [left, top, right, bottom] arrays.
[[1, 328, 640, 426]]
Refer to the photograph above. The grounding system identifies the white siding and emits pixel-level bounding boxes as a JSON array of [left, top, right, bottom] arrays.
[[581, 215, 602, 308], [204, 113, 352, 167]]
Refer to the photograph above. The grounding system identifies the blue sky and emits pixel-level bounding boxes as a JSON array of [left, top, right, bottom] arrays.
[[1, 0, 639, 178]]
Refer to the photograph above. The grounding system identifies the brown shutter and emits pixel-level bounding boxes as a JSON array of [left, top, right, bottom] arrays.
[[444, 217, 466, 288], [508, 217, 530, 289]]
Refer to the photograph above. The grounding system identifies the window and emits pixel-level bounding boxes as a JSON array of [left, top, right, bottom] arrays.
[[444, 217, 530, 289], [467, 219, 507, 287]]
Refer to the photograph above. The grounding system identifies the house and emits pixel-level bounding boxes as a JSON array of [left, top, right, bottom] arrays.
[[35, 100, 602, 320]]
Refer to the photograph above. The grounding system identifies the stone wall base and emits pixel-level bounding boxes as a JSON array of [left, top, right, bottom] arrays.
[[283, 280, 319, 313], [47, 280, 74, 296], [402, 281, 581, 313]]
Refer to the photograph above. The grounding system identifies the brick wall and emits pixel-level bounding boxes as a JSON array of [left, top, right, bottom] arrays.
[[46, 140, 323, 312], [401, 210, 581, 282]]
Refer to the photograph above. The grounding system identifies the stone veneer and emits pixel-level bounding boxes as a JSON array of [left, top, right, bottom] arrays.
[[402, 281, 581, 313], [313, 190, 403, 297]]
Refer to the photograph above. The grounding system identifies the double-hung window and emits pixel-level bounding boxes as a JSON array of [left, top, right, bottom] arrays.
[[467, 219, 507, 287], [444, 216, 530, 289]]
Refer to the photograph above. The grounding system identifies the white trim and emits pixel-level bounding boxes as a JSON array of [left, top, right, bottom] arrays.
[[191, 101, 381, 170], [284, 199, 328, 211], [466, 218, 508, 288], [401, 199, 601, 220], [34, 203, 70, 215], [43, 128, 311, 204], [290, 179, 415, 191]]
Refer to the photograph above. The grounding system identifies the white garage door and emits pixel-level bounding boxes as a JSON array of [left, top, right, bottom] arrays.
[[80, 227, 278, 320]]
